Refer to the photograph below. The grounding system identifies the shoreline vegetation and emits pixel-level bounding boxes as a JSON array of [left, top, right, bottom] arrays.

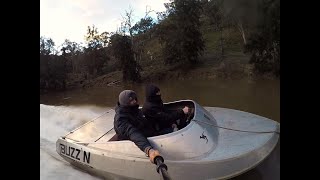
[[40, 0, 279, 93]]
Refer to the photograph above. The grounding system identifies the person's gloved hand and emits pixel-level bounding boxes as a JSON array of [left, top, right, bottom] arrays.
[[172, 123, 178, 131], [148, 149, 160, 164]]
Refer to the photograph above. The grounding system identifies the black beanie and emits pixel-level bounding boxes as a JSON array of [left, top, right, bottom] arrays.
[[145, 84, 160, 98], [145, 84, 163, 103]]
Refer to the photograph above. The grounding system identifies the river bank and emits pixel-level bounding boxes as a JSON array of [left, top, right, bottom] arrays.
[[58, 52, 277, 91]]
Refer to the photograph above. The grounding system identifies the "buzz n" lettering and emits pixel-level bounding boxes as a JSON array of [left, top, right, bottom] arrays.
[[60, 143, 90, 164]]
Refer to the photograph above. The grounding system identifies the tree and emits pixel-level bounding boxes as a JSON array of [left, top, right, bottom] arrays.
[[48, 55, 67, 89], [40, 53, 50, 89], [245, 0, 280, 76], [132, 17, 155, 35], [85, 25, 107, 49], [40, 37, 66, 90], [84, 25, 110, 76], [40, 37, 67, 90], [158, 0, 205, 64], [110, 34, 141, 82], [60, 39, 82, 73], [223, 0, 261, 46], [202, 0, 225, 60], [61, 39, 81, 56], [40, 37, 55, 55], [119, 6, 136, 46]]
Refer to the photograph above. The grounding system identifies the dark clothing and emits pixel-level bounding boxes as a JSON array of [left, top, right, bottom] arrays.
[[142, 100, 185, 131], [142, 84, 185, 133], [114, 102, 156, 153]]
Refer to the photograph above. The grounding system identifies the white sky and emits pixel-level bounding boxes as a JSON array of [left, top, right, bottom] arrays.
[[40, 0, 170, 47]]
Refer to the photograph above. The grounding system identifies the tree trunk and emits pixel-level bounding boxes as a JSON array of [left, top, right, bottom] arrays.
[[220, 25, 224, 61], [140, 50, 142, 62], [237, 21, 247, 45]]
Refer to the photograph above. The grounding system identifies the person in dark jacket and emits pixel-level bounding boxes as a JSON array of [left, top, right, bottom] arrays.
[[142, 84, 189, 135], [113, 90, 160, 163]]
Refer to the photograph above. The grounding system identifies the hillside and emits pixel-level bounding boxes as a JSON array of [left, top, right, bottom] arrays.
[[64, 28, 260, 89]]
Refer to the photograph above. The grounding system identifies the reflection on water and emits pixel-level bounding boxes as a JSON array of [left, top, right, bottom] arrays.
[[40, 78, 280, 180]]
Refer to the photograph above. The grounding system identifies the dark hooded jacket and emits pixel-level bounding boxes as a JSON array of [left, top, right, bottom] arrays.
[[142, 84, 185, 131], [113, 90, 155, 154]]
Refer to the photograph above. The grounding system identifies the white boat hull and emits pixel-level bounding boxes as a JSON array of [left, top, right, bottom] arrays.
[[56, 100, 280, 180]]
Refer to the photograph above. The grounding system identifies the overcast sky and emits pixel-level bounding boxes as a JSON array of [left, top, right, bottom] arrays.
[[40, 0, 170, 46]]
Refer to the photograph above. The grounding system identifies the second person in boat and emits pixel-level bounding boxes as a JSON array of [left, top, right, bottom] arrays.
[[142, 84, 190, 135]]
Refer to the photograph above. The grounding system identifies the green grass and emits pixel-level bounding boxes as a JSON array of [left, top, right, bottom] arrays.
[[203, 28, 244, 53]]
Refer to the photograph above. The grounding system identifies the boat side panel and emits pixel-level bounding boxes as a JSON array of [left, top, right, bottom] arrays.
[[56, 133, 279, 180]]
